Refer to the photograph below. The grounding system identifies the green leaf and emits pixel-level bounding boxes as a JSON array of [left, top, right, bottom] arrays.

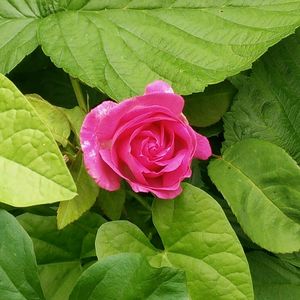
[[0, 2, 39, 74], [70, 253, 188, 300], [224, 30, 300, 163], [17, 211, 105, 299], [38, 3, 300, 100], [184, 81, 236, 127], [38, 262, 82, 300], [1, 1, 300, 100], [152, 183, 253, 299], [26, 94, 71, 147], [277, 252, 300, 268], [208, 139, 300, 253], [18, 212, 105, 264], [61, 106, 85, 142], [96, 183, 253, 299], [96, 221, 158, 260], [197, 120, 224, 137], [57, 154, 99, 229], [247, 251, 300, 300], [0, 209, 44, 300], [0, 74, 76, 206], [97, 188, 125, 220]]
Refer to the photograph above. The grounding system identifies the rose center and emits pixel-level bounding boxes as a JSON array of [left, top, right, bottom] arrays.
[[147, 140, 160, 156]]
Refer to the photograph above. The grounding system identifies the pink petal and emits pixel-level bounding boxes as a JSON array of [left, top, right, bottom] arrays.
[[98, 93, 184, 141], [144, 80, 174, 94], [152, 185, 183, 199], [129, 181, 182, 199], [194, 133, 212, 160], [80, 102, 121, 190]]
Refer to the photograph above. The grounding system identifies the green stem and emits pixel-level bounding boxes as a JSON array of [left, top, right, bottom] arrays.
[[127, 190, 152, 211], [70, 76, 87, 112]]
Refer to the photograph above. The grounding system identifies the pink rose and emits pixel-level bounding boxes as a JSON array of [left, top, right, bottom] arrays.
[[80, 81, 212, 199]]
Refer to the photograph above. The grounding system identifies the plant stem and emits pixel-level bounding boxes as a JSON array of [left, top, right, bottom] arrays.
[[70, 76, 87, 112], [127, 190, 152, 211]]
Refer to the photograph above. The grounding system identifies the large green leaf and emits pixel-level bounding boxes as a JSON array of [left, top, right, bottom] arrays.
[[70, 253, 188, 300], [208, 139, 300, 253], [96, 183, 253, 299], [0, 209, 44, 300], [247, 251, 300, 300], [0, 74, 76, 206], [57, 154, 99, 229], [1, 1, 300, 100], [224, 30, 300, 163]]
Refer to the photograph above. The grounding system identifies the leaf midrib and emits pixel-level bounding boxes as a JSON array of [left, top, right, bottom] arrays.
[[0, 155, 74, 198], [165, 251, 248, 299], [220, 157, 300, 227]]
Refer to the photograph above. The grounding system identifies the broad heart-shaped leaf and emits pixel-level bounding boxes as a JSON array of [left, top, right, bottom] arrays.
[[183, 81, 236, 127], [96, 183, 253, 299], [1, 1, 300, 100], [0, 209, 45, 300], [70, 253, 189, 300], [0, 74, 76, 206], [26, 94, 71, 147], [57, 154, 99, 229], [208, 139, 300, 253], [247, 251, 300, 300], [224, 29, 300, 164]]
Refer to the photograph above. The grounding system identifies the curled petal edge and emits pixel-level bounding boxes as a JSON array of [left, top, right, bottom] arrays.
[[194, 133, 212, 160]]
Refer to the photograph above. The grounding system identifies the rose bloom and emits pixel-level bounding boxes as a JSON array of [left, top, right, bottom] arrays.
[[80, 81, 212, 199]]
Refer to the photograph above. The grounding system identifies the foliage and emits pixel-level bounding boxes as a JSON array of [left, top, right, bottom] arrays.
[[0, 1, 300, 299]]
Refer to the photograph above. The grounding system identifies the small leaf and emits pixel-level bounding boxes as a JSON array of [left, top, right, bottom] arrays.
[[96, 220, 158, 260], [70, 253, 188, 300], [57, 154, 99, 229], [0, 209, 45, 300], [26, 94, 71, 147], [97, 188, 125, 220], [96, 183, 253, 299], [224, 30, 300, 163], [184, 81, 236, 127], [208, 139, 300, 253], [247, 251, 300, 300], [0, 74, 76, 207], [61, 106, 85, 142]]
